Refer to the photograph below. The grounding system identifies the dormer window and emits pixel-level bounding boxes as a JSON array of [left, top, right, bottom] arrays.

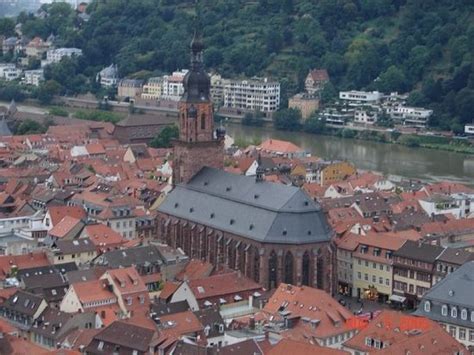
[[441, 305, 448, 316], [461, 309, 468, 320], [424, 301, 431, 312], [451, 307, 458, 318]]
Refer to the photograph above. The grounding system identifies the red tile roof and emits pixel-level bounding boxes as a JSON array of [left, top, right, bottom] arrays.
[[263, 284, 355, 338], [269, 339, 348, 355], [103, 267, 148, 296], [259, 139, 304, 154], [159, 282, 181, 301], [188, 271, 262, 300], [176, 259, 214, 281], [72, 279, 116, 304], [343, 310, 466, 354], [48, 216, 82, 239], [82, 223, 126, 251], [47, 205, 86, 227], [0, 252, 50, 279], [309, 69, 329, 82]]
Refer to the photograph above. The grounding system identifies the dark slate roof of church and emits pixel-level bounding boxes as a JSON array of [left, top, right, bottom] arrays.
[[0, 118, 11, 136], [158, 167, 333, 244]]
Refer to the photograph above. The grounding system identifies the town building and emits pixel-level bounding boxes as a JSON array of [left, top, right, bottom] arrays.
[[49, 238, 98, 266], [414, 261, 474, 348], [210, 73, 228, 107], [0, 63, 21, 81], [352, 233, 406, 301], [25, 37, 51, 58], [0, 290, 48, 332], [335, 233, 359, 296], [117, 79, 144, 99], [353, 107, 378, 125], [419, 192, 472, 219], [288, 93, 319, 120], [320, 161, 357, 186], [320, 107, 354, 126], [161, 69, 188, 101], [257, 283, 358, 348], [113, 113, 176, 144], [157, 32, 334, 292], [388, 105, 433, 128], [305, 69, 329, 95], [23, 69, 44, 86], [392, 240, 444, 308], [433, 248, 474, 285], [171, 271, 263, 311], [43, 47, 82, 66], [141, 77, 163, 100], [85, 321, 159, 354], [342, 310, 467, 354], [96, 64, 119, 88], [465, 124, 474, 135], [223, 77, 280, 113], [258, 139, 306, 159], [339, 91, 383, 106]]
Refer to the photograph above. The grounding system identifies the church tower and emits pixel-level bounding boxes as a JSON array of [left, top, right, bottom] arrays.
[[172, 30, 225, 185]]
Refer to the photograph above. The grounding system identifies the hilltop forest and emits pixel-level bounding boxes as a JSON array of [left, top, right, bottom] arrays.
[[0, 0, 473, 131]]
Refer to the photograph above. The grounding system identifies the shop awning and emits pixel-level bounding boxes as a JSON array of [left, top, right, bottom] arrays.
[[389, 294, 406, 303]]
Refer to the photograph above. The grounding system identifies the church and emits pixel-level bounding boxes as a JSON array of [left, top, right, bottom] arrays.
[[157, 32, 335, 293]]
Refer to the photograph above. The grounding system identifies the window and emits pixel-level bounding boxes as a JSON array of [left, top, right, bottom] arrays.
[[469, 330, 474, 342], [459, 328, 466, 340], [358, 259, 361, 265], [461, 309, 468, 320], [379, 264, 383, 270], [424, 301, 431, 313], [385, 278, 390, 286], [201, 114, 206, 130], [127, 297, 132, 306], [441, 305, 448, 316], [379, 277, 383, 284], [357, 272, 361, 280], [452, 307, 458, 318], [364, 273, 368, 281], [449, 325, 457, 337], [365, 261, 369, 267], [372, 275, 376, 283], [471, 311, 474, 322], [372, 262, 376, 269]]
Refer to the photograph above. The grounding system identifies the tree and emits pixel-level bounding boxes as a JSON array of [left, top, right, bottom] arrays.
[[304, 116, 326, 134], [376, 66, 407, 93], [273, 108, 301, 131], [242, 111, 264, 126], [15, 119, 46, 135], [37, 80, 61, 104], [149, 125, 179, 148], [0, 18, 15, 37]]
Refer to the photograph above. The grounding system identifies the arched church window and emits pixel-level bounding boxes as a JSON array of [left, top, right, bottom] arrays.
[[302, 251, 311, 286], [268, 250, 278, 289], [284, 251, 294, 285], [201, 114, 206, 130]]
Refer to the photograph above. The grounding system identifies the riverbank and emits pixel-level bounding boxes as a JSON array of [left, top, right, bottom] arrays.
[[226, 124, 474, 186], [239, 120, 474, 155]]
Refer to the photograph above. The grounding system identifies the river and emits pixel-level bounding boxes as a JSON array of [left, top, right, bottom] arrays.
[[226, 124, 474, 186]]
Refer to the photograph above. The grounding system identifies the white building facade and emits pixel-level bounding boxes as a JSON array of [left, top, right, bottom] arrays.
[[24, 69, 44, 86], [223, 78, 280, 113]]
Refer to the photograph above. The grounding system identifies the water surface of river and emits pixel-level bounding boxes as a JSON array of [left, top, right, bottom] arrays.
[[226, 124, 474, 186]]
